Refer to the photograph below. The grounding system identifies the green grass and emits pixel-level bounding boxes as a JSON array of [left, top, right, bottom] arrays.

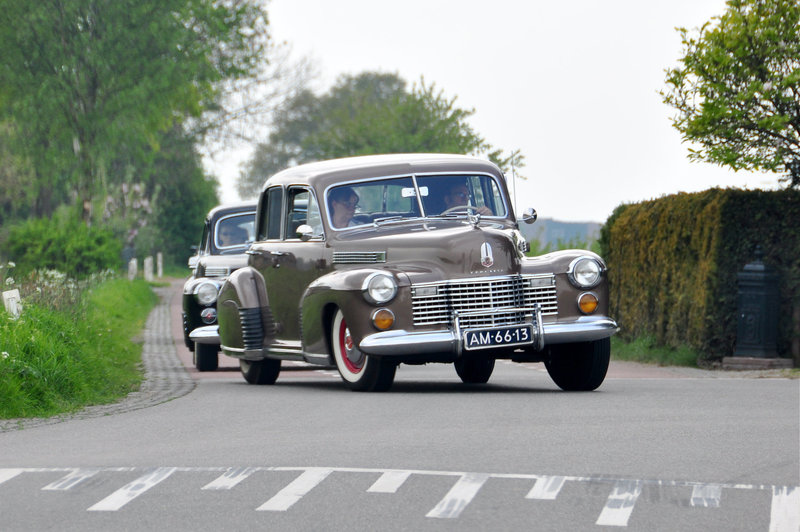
[[611, 335, 700, 367], [0, 278, 156, 419]]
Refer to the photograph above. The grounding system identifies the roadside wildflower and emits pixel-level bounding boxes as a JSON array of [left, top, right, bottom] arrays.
[[1, 351, 8, 359], [5, 277, 14, 286]]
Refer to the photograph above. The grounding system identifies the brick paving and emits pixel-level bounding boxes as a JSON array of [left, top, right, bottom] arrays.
[[0, 284, 195, 433]]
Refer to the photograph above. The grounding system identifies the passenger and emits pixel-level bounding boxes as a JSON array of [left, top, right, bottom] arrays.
[[329, 187, 360, 228], [219, 225, 247, 246]]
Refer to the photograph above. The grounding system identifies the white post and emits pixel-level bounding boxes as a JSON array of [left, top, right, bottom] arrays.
[[2, 289, 21, 319], [156, 252, 163, 278], [128, 258, 138, 281], [144, 256, 154, 282]]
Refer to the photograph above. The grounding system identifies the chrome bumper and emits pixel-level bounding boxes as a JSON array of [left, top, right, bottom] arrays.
[[189, 325, 220, 345], [359, 316, 619, 356]]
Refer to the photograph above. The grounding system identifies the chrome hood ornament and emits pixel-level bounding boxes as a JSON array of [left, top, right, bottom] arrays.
[[480, 242, 494, 268]]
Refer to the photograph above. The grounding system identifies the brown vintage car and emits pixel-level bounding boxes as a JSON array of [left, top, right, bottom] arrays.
[[207, 154, 617, 391]]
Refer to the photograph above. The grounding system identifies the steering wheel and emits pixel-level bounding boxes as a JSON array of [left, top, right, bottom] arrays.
[[441, 205, 479, 215]]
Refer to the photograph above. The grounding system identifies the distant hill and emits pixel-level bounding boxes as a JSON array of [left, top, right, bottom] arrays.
[[518, 218, 601, 249]]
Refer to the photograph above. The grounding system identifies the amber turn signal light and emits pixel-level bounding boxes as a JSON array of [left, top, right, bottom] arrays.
[[578, 292, 598, 314], [372, 308, 395, 330]]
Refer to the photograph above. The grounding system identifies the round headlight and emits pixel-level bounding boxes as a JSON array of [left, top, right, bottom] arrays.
[[568, 257, 603, 288], [363, 273, 397, 305], [195, 281, 219, 305]]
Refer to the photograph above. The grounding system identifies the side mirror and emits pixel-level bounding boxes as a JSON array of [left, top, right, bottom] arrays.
[[522, 208, 537, 225], [296, 224, 314, 241]]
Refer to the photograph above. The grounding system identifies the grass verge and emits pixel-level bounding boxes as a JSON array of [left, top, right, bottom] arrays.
[[611, 335, 700, 367], [0, 278, 156, 419]]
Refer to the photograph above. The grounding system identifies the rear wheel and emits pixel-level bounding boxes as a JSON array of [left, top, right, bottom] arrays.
[[239, 358, 281, 384], [194, 343, 219, 372], [454, 355, 495, 384], [331, 309, 396, 391], [544, 338, 610, 391]]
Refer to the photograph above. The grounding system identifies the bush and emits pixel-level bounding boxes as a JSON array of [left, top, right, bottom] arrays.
[[602, 188, 800, 364], [2, 216, 122, 278]]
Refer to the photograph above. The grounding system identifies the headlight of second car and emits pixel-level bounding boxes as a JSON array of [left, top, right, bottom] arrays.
[[362, 272, 397, 305], [567, 256, 603, 288], [195, 281, 220, 305]]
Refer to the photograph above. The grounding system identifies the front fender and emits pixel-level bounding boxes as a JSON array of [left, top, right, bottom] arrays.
[[300, 268, 410, 358], [218, 266, 275, 359]]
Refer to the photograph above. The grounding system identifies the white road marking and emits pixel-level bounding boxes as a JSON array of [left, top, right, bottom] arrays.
[[0, 465, 795, 530], [43, 469, 101, 490], [367, 470, 412, 493], [770, 486, 800, 532], [691, 484, 722, 508], [87, 467, 178, 511], [596, 479, 643, 527], [257, 468, 333, 511], [0, 469, 24, 486], [526, 475, 567, 500], [426, 473, 490, 519], [202, 467, 262, 490]]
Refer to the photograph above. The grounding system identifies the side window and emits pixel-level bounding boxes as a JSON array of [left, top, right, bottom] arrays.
[[286, 188, 309, 239], [257, 187, 283, 241]]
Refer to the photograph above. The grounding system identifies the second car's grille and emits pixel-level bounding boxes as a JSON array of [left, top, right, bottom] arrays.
[[411, 274, 557, 328], [204, 266, 230, 278]]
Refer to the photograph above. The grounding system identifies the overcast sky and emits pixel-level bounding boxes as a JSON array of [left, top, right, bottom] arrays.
[[206, 0, 780, 223]]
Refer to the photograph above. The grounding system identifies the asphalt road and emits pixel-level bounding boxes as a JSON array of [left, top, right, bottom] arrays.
[[0, 280, 797, 531]]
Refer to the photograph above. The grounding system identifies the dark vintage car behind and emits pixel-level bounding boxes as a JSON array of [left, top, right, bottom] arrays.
[[208, 154, 617, 390], [183, 202, 256, 370]]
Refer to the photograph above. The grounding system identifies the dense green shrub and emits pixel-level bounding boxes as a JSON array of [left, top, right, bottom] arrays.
[[603, 188, 799, 364], [1, 217, 122, 278]]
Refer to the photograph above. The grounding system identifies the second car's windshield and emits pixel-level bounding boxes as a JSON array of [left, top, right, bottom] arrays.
[[326, 174, 506, 229]]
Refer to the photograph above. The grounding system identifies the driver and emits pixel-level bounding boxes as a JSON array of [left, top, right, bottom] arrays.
[[443, 183, 491, 215]]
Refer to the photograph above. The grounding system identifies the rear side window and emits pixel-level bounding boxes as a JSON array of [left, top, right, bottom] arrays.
[[257, 187, 283, 241]]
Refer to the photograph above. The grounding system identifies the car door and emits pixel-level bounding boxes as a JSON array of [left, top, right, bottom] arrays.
[[249, 186, 326, 345]]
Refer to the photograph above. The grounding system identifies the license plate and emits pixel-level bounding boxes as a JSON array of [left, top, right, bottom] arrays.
[[463, 325, 534, 351]]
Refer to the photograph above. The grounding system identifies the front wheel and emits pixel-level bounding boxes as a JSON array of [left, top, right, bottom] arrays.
[[544, 337, 610, 391], [240, 358, 281, 385], [454, 355, 495, 384], [194, 342, 219, 372], [331, 309, 396, 391]]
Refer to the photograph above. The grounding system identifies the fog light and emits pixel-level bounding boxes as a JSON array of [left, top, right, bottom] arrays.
[[372, 308, 395, 330], [200, 307, 217, 324], [578, 292, 598, 314]]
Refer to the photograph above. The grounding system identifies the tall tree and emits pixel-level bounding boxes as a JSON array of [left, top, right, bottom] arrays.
[[0, 0, 269, 221], [662, 0, 800, 187], [238, 72, 524, 197]]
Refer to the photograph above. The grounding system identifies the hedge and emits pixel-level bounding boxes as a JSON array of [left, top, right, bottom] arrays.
[[600, 188, 800, 364]]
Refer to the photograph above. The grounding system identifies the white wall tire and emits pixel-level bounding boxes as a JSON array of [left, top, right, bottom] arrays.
[[331, 309, 396, 391]]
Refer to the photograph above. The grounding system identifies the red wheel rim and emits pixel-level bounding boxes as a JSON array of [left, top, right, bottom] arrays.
[[338, 317, 364, 374]]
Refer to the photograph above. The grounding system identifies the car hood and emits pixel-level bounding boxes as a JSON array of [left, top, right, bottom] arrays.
[[198, 253, 250, 278], [334, 222, 524, 282]]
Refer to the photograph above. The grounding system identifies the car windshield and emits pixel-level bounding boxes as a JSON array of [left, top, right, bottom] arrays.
[[215, 213, 255, 250], [326, 174, 506, 229]]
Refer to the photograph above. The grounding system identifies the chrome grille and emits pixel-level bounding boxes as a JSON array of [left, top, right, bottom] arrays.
[[204, 266, 230, 278], [411, 274, 557, 328], [332, 251, 387, 264]]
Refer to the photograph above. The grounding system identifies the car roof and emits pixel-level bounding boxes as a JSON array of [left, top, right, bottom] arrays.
[[206, 201, 258, 220], [261, 153, 504, 192]]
